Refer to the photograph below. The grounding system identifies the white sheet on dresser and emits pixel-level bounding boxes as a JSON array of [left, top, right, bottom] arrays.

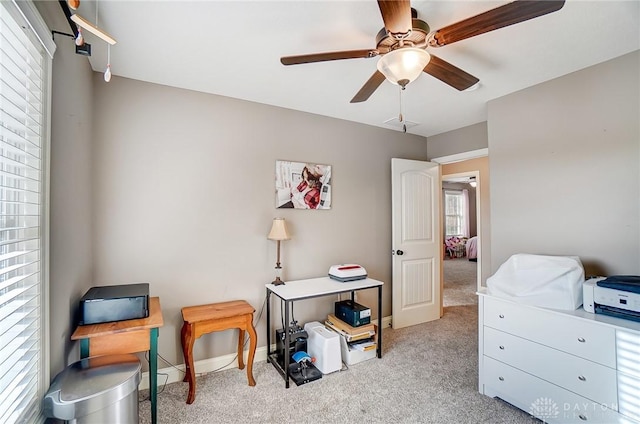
[[486, 254, 584, 310]]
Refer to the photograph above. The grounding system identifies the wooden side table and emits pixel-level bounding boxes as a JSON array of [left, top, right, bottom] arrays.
[[181, 300, 257, 404], [71, 297, 164, 424]]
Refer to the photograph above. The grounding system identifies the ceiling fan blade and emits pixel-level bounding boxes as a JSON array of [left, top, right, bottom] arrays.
[[281, 49, 378, 65], [429, 0, 565, 47], [350, 71, 386, 103], [377, 0, 412, 36], [423, 55, 479, 91]]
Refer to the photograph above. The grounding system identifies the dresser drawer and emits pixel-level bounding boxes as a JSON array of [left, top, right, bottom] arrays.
[[483, 296, 616, 367], [484, 327, 617, 406], [483, 357, 626, 423]]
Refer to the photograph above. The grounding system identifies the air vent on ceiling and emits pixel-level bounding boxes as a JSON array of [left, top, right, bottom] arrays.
[[384, 117, 419, 132]]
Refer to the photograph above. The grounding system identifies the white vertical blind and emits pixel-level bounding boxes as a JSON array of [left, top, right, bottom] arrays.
[[0, 1, 49, 422]]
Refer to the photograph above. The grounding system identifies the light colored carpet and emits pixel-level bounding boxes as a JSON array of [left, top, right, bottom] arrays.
[[138, 304, 535, 423], [443, 257, 478, 307]]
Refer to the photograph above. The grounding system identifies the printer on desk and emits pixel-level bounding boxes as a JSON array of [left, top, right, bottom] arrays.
[[583, 275, 640, 322]]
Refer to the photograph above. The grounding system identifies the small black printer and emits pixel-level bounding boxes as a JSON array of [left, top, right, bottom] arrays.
[[79, 283, 149, 325]]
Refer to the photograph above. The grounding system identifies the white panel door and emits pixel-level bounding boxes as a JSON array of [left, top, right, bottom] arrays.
[[392, 158, 441, 329]]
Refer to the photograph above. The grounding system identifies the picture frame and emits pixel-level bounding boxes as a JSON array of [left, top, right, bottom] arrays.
[[275, 160, 332, 209]]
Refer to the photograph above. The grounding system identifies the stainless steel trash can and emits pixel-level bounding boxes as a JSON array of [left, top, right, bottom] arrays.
[[44, 354, 141, 423]]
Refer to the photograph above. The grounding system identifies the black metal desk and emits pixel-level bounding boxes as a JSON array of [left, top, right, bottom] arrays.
[[265, 277, 384, 388]]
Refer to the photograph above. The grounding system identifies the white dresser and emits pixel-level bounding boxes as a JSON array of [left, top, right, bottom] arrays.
[[478, 292, 640, 423]]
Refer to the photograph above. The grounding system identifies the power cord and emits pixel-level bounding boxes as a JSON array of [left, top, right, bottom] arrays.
[[139, 352, 170, 402]]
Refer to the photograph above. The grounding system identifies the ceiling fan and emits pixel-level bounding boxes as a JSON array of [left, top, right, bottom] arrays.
[[281, 0, 565, 103]]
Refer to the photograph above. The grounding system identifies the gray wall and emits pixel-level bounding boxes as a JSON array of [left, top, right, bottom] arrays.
[[427, 122, 488, 159], [36, 0, 639, 379], [91, 75, 428, 365], [488, 51, 640, 276], [35, 1, 95, 380]]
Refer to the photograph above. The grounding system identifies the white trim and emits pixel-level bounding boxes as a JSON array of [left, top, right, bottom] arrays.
[[41, 50, 53, 415], [139, 346, 270, 391], [139, 315, 393, 390], [11, 0, 56, 58], [430, 148, 488, 165]]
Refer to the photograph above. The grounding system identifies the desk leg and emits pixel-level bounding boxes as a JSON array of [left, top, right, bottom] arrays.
[[266, 289, 271, 357], [150, 327, 159, 424], [79, 339, 89, 359], [377, 285, 382, 358], [283, 300, 290, 389]]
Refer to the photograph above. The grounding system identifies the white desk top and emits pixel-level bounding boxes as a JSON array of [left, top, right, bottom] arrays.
[[266, 277, 384, 301]]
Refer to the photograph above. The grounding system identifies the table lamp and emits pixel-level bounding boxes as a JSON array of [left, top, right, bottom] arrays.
[[267, 218, 290, 285]]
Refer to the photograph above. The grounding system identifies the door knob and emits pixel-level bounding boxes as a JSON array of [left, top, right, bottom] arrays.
[[396, 250, 404, 255]]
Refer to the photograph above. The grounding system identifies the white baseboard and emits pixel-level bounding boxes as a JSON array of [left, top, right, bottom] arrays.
[[139, 315, 392, 390], [139, 346, 270, 391]]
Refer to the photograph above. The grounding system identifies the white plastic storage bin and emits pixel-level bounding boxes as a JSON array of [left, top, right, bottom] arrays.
[[304, 321, 342, 374]]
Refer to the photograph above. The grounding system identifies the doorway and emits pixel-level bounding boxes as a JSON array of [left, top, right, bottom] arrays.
[[441, 171, 480, 307]]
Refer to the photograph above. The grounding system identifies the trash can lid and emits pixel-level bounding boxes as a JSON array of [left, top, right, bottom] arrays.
[[59, 354, 141, 402], [44, 354, 141, 420]]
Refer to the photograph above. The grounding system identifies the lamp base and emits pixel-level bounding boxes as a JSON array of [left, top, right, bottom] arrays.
[[272, 276, 285, 286]]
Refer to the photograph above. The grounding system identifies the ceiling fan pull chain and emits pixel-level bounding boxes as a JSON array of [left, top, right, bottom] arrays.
[[398, 85, 403, 123], [399, 86, 407, 133]]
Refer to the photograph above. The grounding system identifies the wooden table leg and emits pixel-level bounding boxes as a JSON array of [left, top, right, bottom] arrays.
[[181, 322, 197, 404], [246, 314, 257, 387], [237, 328, 245, 370]]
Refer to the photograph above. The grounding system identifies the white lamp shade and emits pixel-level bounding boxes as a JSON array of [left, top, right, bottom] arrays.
[[268, 218, 290, 241], [377, 48, 431, 86]]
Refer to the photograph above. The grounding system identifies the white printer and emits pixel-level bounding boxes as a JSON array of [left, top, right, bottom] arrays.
[[583, 276, 640, 321]]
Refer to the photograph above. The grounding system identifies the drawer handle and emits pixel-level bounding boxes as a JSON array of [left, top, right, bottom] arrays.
[[498, 314, 504, 319], [578, 375, 586, 382], [498, 376, 504, 381], [578, 337, 586, 343], [499, 345, 505, 350], [579, 414, 588, 421]]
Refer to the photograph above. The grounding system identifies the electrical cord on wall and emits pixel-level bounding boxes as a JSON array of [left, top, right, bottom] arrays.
[[139, 294, 268, 401], [280, 298, 298, 330]]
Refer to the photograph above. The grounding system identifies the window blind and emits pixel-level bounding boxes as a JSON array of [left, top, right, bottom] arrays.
[[0, 2, 49, 422]]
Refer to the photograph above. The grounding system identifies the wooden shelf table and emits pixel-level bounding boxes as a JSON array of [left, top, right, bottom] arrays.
[[180, 300, 257, 404], [71, 296, 164, 424]]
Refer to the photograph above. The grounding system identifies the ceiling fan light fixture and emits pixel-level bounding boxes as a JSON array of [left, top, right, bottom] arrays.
[[377, 48, 431, 86]]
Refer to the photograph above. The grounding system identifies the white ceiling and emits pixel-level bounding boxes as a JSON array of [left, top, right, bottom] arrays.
[[73, 1, 639, 138]]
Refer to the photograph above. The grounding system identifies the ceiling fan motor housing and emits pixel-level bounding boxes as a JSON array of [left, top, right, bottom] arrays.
[[376, 19, 431, 53]]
